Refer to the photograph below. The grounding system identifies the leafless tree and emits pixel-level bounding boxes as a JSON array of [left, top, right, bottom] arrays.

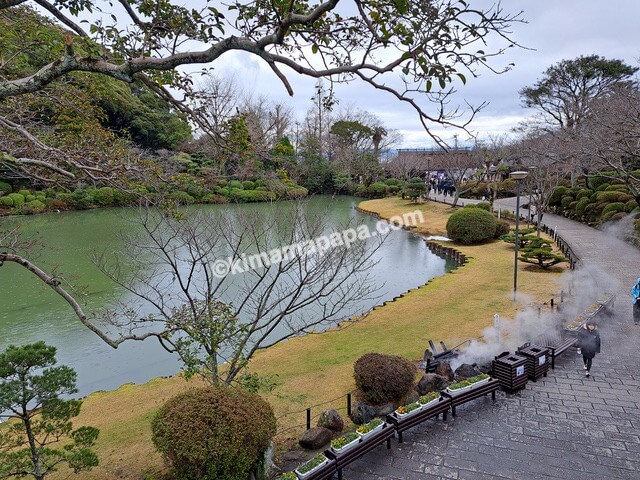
[[509, 132, 571, 235], [572, 85, 640, 203], [2, 201, 385, 386], [440, 149, 484, 206]]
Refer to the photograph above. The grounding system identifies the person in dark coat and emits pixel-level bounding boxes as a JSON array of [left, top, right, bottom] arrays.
[[577, 321, 601, 377]]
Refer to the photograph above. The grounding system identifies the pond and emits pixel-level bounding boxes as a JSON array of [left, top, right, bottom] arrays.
[[0, 196, 455, 396]]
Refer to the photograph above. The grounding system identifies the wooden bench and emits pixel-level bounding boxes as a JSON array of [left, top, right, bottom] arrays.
[[324, 423, 395, 480], [295, 456, 337, 480], [440, 378, 500, 417], [531, 332, 576, 369], [385, 397, 451, 443]]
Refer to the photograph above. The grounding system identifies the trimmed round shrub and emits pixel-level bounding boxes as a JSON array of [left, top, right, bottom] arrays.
[[602, 202, 625, 216], [24, 194, 36, 202], [625, 199, 638, 213], [354, 353, 417, 405], [22, 199, 46, 214], [575, 198, 590, 216], [385, 178, 401, 186], [617, 193, 634, 203], [242, 180, 256, 190], [354, 184, 368, 197], [366, 182, 388, 198], [18, 189, 31, 197], [229, 180, 243, 190], [0, 196, 14, 207], [612, 212, 627, 221], [7, 193, 25, 208], [605, 184, 628, 191], [576, 190, 592, 200], [560, 195, 574, 208], [597, 191, 624, 203], [494, 220, 510, 238], [549, 186, 568, 206], [446, 208, 496, 245], [152, 387, 276, 480], [0, 181, 11, 195], [169, 190, 196, 204]]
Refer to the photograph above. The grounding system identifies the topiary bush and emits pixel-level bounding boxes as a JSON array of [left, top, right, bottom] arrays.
[[354, 353, 416, 405], [0, 196, 14, 207], [169, 190, 195, 204], [242, 180, 256, 190], [152, 387, 276, 480], [22, 199, 46, 214], [446, 208, 496, 245], [602, 202, 625, 216], [0, 181, 12, 195], [7, 193, 25, 209], [229, 180, 243, 190], [494, 220, 510, 238]]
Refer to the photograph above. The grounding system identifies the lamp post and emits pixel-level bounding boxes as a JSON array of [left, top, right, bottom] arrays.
[[510, 170, 529, 301]]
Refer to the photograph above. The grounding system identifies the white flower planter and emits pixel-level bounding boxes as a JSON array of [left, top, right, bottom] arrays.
[[356, 422, 384, 438], [331, 436, 360, 454], [395, 406, 421, 419], [417, 396, 440, 409], [445, 377, 491, 394], [295, 457, 329, 479]]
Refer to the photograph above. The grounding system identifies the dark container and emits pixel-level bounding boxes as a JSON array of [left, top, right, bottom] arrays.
[[517, 344, 550, 381], [492, 352, 528, 392]]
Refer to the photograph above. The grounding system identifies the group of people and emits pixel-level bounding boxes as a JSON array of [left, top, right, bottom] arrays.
[[428, 177, 456, 197], [577, 277, 640, 378]]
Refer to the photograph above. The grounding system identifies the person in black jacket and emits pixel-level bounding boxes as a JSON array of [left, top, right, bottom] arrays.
[[577, 321, 601, 377]]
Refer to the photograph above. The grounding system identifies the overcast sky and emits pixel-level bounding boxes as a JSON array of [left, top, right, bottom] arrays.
[[209, 1, 640, 149]]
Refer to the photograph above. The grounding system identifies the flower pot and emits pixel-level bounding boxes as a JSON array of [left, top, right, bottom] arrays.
[[417, 396, 440, 410], [330, 436, 360, 454], [445, 377, 491, 394], [295, 457, 329, 479], [395, 407, 421, 419], [356, 422, 384, 438]]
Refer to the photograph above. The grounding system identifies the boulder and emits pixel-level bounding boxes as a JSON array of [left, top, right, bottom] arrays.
[[454, 363, 480, 380], [417, 373, 449, 394], [404, 389, 420, 405], [475, 362, 492, 374], [317, 409, 343, 432], [349, 402, 377, 425], [435, 360, 455, 380], [298, 427, 332, 450], [373, 402, 394, 417]]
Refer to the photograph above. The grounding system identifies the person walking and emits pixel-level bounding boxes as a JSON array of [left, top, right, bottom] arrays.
[[577, 321, 600, 377], [632, 278, 640, 325]]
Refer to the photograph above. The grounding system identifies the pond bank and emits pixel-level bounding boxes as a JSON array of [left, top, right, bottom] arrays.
[[42, 197, 566, 480]]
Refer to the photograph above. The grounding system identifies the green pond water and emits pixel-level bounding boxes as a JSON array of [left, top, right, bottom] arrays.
[[0, 196, 455, 396]]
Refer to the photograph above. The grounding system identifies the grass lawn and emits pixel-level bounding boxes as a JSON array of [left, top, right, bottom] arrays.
[[46, 197, 567, 479]]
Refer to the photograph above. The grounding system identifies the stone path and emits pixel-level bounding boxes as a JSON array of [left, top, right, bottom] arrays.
[[346, 197, 640, 479]]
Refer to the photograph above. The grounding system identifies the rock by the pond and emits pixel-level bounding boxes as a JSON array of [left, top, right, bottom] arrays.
[[454, 363, 480, 380], [435, 360, 455, 380], [317, 409, 343, 432], [373, 402, 394, 416], [299, 427, 332, 450], [349, 402, 377, 425], [417, 373, 449, 394]]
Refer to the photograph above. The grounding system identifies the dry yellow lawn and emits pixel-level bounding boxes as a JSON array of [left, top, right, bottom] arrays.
[[49, 197, 567, 479]]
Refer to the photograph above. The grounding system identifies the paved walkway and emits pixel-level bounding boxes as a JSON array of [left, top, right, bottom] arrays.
[[346, 197, 640, 480]]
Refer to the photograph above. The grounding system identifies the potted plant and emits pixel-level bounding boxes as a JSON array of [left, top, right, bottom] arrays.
[[445, 373, 491, 394], [330, 432, 360, 454], [584, 303, 601, 316], [565, 320, 583, 331], [280, 472, 297, 480], [356, 417, 384, 437], [417, 391, 441, 409], [295, 454, 329, 479], [395, 402, 421, 418]]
